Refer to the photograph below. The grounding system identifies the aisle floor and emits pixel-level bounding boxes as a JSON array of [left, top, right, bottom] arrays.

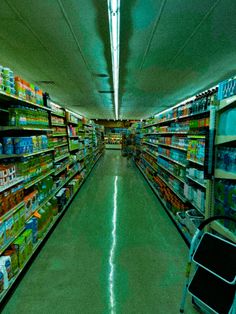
[[2, 151, 198, 314]]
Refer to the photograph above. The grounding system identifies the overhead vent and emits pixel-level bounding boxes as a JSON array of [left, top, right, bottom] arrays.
[[98, 90, 114, 94], [35, 80, 55, 85]]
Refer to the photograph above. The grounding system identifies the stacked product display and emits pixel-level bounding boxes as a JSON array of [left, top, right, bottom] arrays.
[[135, 82, 236, 244], [210, 84, 236, 241], [0, 68, 104, 301], [0, 65, 44, 106]]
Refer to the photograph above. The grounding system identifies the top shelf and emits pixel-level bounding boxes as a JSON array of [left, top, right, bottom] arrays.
[[143, 110, 210, 128], [0, 90, 51, 112], [215, 135, 236, 145], [67, 120, 78, 125], [0, 126, 52, 132], [51, 111, 65, 118], [218, 94, 236, 112]]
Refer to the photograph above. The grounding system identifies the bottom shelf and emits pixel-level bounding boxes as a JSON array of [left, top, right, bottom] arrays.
[[0, 152, 103, 303], [135, 162, 192, 245]]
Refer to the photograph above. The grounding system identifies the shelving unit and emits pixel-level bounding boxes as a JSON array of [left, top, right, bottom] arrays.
[[186, 175, 206, 188], [54, 154, 70, 163], [136, 162, 192, 245], [209, 95, 236, 242], [0, 177, 24, 193], [158, 153, 187, 167], [0, 152, 103, 303], [142, 156, 157, 172], [133, 91, 217, 243], [24, 169, 55, 189], [143, 142, 158, 148], [0, 91, 104, 303], [158, 143, 187, 151]]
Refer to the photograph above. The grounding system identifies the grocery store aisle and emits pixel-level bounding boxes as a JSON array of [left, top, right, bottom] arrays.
[[2, 151, 197, 314]]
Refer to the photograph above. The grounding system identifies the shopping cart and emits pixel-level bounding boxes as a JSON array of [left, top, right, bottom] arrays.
[[180, 216, 236, 314]]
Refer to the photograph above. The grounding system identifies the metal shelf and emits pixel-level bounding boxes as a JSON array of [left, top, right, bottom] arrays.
[[177, 110, 210, 120], [141, 157, 157, 172], [51, 111, 65, 118], [143, 150, 158, 160], [54, 143, 68, 149], [143, 122, 158, 129], [0, 227, 25, 255], [54, 162, 71, 176], [215, 135, 236, 145], [186, 175, 206, 188], [0, 126, 51, 132], [158, 163, 186, 184], [143, 142, 158, 148], [156, 173, 187, 203], [51, 123, 66, 127], [24, 169, 55, 189], [0, 177, 24, 193], [0, 201, 25, 223], [158, 131, 188, 135], [0, 90, 51, 112], [158, 153, 187, 167], [187, 158, 204, 166], [158, 143, 187, 151], [214, 169, 236, 180], [143, 118, 176, 128], [0, 148, 54, 159], [67, 120, 78, 125], [210, 221, 236, 242], [52, 133, 67, 137], [54, 154, 70, 163], [186, 198, 205, 215], [69, 147, 79, 152], [218, 94, 236, 112]]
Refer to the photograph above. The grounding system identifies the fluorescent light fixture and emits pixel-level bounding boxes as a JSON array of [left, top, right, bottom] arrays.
[[108, 0, 120, 120]]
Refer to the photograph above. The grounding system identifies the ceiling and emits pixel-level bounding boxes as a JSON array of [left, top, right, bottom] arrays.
[[0, 0, 236, 119]]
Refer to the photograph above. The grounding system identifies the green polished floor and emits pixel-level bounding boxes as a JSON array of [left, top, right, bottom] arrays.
[[2, 151, 198, 314]]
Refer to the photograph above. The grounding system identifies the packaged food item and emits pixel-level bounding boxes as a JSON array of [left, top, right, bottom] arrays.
[[5, 216, 14, 241], [4, 248, 19, 276], [18, 206, 26, 229], [0, 256, 12, 289], [22, 229, 33, 257], [13, 236, 26, 269], [25, 217, 38, 244], [0, 222, 6, 250]]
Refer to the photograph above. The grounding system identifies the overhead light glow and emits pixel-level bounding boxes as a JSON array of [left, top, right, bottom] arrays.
[[108, 0, 120, 120]]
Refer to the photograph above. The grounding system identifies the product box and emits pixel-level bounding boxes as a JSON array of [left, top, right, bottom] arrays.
[[13, 236, 26, 269], [25, 217, 38, 244], [24, 191, 39, 219], [4, 248, 19, 276], [5, 216, 14, 241], [22, 229, 33, 257], [13, 210, 20, 234], [0, 222, 6, 250], [18, 206, 26, 229]]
